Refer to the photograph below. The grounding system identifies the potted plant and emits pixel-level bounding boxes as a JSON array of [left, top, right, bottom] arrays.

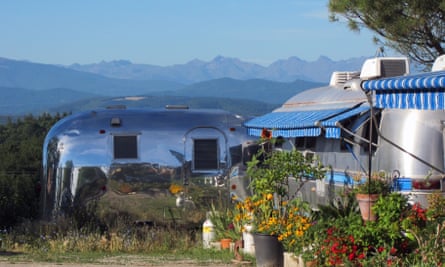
[[209, 205, 239, 249], [353, 171, 391, 221]]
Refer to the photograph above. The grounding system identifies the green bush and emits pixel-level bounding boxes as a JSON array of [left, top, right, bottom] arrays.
[[0, 113, 66, 228]]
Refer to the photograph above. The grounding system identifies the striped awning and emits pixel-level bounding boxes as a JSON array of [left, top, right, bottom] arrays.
[[244, 105, 369, 138], [362, 71, 445, 91], [362, 71, 445, 110], [320, 106, 370, 138]]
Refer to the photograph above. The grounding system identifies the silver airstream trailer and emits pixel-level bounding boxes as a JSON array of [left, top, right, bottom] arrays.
[[244, 56, 445, 208], [40, 106, 255, 227]]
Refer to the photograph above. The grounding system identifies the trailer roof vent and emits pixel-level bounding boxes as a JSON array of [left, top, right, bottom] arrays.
[[106, 105, 127, 110], [432, 55, 445, 71], [165, 105, 189, 110], [110, 117, 121, 127], [360, 57, 409, 80], [329, 71, 360, 86]]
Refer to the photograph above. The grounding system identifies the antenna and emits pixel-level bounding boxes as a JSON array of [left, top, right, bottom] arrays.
[[375, 47, 385, 57]]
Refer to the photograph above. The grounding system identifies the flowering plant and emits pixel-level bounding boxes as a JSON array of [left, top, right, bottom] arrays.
[[243, 130, 325, 254], [277, 198, 312, 253], [209, 205, 240, 240], [169, 183, 183, 195], [352, 171, 391, 195]]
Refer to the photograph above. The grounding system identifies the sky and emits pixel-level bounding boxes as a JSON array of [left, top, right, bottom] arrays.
[[1, 0, 384, 67]]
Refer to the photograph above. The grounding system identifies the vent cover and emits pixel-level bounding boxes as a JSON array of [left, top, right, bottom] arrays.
[[329, 71, 360, 86], [432, 55, 445, 71], [360, 57, 409, 80]]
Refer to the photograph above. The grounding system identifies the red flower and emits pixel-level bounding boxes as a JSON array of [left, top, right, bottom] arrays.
[[390, 247, 397, 255], [348, 235, 355, 243], [348, 252, 355, 261], [378, 246, 385, 253], [261, 128, 272, 139]]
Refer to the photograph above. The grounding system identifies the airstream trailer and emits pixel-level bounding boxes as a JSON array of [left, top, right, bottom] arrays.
[[244, 56, 445, 208], [40, 106, 255, 227]]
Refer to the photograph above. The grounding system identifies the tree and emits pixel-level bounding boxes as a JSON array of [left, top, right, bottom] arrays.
[[328, 0, 445, 68], [0, 113, 66, 227]]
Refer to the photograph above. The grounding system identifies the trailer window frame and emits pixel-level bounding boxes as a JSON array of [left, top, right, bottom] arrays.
[[193, 138, 219, 171], [112, 133, 140, 160]]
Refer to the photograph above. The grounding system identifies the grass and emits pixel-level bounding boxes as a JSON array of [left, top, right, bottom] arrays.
[[0, 248, 240, 265], [0, 218, 254, 266]]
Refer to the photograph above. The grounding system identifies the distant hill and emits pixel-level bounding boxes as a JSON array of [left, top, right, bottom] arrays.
[[0, 76, 319, 116], [68, 55, 369, 84], [162, 78, 322, 104], [0, 57, 184, 95], [0, 86, 100, 115], [0, 56, 367, 117]]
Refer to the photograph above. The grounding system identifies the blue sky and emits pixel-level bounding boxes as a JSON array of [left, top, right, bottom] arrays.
[[1, 1, 384, 66]]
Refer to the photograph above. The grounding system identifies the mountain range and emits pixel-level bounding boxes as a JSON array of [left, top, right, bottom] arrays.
[[0, 55, 369, 117], [67, 55, 368, 84]]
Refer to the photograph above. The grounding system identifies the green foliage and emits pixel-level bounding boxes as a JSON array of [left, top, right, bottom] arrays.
[[209, 205, 239, 241], [353, 171, 391, 195], [0, 113, 66, 227], [247, 147, 326, 199], [300, 192, 417, 266], [328, 0, 445, 67]]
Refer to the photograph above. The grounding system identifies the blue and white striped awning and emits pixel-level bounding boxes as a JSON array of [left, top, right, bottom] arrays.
[[362, 71, 445, 110], [362, 71, 445, 91], [244, 105, 369, 138], [321, 106, 370, 138]]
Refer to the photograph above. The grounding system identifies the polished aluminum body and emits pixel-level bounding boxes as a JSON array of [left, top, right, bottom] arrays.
[[40, 107, 253, 225]]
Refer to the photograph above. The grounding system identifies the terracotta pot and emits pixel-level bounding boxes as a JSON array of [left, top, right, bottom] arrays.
[[220, 238, 232, 250], [356, 193, 380, 221], [304, 260, 318, 267]]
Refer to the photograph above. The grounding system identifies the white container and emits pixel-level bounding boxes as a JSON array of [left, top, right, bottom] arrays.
[[202, 217, 215, 249], [242, 224, 255, 255]]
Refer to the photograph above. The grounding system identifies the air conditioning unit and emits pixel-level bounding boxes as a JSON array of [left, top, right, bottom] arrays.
[[360, 57, 409, 80], [329, 71, 360, 86], [432, 55, 445, 71]]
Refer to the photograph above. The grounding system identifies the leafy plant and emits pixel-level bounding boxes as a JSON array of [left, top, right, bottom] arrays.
[[208, 205, 239, 241], [353, 171, 391, 195], [246, 141, 325, 235]]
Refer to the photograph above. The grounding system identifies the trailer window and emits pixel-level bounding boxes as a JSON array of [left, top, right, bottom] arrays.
[[295, 137, 316, 149], [194, 139, 218, 170], [114, 135, 138, 159]]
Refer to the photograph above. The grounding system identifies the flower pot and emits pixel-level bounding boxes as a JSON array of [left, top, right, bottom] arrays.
[[253, 233, 284, 267], [304, 259, 318, 267], [283, 252, 303, 267], [356, 193, 379, 221], [220, 238, 232, 250]]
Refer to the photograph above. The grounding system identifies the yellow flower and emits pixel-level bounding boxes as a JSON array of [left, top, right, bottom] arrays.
[[169, 183, 183, 194]]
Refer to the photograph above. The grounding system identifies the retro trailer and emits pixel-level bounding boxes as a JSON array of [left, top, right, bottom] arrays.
[[243, 56, 445, 208], [40, 106, 255, 226]]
